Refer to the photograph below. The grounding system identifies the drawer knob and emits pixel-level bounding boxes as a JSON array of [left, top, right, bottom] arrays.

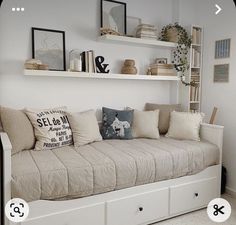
[[195, 193, 199, 197], [139, 207, 144, 212]]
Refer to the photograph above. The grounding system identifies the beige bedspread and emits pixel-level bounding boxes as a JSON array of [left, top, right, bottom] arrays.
[[11, 137, 219, 202]]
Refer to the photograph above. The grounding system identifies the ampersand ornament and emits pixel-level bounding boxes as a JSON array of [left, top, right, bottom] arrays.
[[95, 56, 110, 73]]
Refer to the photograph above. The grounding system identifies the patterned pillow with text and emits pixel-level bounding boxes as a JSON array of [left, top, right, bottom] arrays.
[[25, 107, 73, 150]]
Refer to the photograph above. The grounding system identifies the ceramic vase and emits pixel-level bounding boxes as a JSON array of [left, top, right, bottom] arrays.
[[121, 59, 137, 75]]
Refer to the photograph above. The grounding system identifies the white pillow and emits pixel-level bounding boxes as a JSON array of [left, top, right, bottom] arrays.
[[132, 109, 160, 139], [25, 107, 73, 150], [67, 110, 102, 147], [166, 111, 204, 141]]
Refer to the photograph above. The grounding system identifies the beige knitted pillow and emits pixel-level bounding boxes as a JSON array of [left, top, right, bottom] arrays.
[[166, 111, 204, 141], [145, 103, 182, 134], [132, 109, 160, 139], [0, 106, 35, 155], [67, 110, 102, 147]]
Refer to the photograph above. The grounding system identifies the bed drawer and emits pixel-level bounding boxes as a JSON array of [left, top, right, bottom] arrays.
[[170, 177, 218, 215], [22, 203, 105, 225], [106, 188, 168, 225]]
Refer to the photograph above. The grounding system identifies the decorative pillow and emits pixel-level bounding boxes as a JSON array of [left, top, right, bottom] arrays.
[[101, 107, 133, 139], [132, 110, 160, 139], [67, 110, 102, 147], [0, 106, 35, 155], [166, 111, 204, 141], [145, 103, 182, 134], [24, 107, 73, 150]]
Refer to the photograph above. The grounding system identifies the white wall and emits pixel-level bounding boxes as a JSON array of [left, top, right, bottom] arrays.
[[180, 0, 236, 194], [0, 0, 177, 117]]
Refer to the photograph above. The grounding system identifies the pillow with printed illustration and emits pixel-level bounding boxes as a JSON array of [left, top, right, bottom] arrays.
[[101, 107, 133, 140]]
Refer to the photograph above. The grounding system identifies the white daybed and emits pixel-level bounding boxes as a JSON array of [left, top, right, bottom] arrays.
[[1, 123, 223, 225]]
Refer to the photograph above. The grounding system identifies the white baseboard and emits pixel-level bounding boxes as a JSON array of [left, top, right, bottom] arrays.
[[226, 186, 236, 198]]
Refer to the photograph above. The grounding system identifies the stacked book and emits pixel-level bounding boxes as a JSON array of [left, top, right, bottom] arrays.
[[80, 50, 96, 73], [191, 71, 200, 83], [136, 24, 157, 40], [149, 64, 176, 76]]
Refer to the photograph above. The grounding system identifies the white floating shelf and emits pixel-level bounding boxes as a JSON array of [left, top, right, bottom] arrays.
[[98, 35, 177, 48], [190, 101, 200, 103], [191, 44, 201, 47], [24, 70, 180, 81]]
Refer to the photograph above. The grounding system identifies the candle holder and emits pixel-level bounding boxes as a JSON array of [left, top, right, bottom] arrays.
[[69, 49, 82, 72]]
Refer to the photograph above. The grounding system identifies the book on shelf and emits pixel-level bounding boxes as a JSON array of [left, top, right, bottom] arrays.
[[150, 63, 174, 69], [191, 78, 200, 83], [137, 24, 155, 29], [191, 70, 200, 75], [190, 86, 200, 101], [191, 76, 200, 82], [191, 48, 201, 68], [192, 27, 201, 45], [149, 63, 176, 76], [80, 50, 96, 73], [136, 24, 157, 39]]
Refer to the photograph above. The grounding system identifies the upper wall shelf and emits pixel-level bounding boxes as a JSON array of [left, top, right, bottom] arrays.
[[98, 35, 177, 48], [24, 70, 180, 81]]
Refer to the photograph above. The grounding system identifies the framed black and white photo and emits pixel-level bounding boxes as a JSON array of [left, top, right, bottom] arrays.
[[101, 0, 126, 35], [32, 27, 66, 71], [156, 58, 168, 64]]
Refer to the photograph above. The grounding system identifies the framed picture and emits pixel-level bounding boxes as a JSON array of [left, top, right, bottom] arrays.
[[156, 58, 168, 64], [214, 64, 229, 82], [32, 27, 66, 71], [101, 0, 127, 35], [215, 39, 231, 59]]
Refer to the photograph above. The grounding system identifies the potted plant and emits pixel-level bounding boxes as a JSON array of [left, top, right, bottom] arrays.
[[160, 23, 196, 86]]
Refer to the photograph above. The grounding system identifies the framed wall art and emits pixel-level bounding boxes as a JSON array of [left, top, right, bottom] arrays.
[[214, 64, 229, 82], [32, 27, 66, 71], [215, 39, 231, 59], [101, 0, 127, 35]]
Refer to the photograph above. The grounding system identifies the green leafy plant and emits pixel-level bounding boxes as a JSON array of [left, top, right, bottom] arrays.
[[160, 23, 196, 86]]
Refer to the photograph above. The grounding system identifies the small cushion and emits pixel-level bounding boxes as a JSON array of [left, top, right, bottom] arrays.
[[166, 111, 203, 141], [145, 103, 181, 134], [132, 110, 160, 139], [0, 106, 35, 155], [101, 107, 133, 139], [25, 107, 73, 150], [67, 110, 102, 147]]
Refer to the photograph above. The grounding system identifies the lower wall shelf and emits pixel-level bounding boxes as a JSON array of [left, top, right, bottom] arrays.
[[24, 70, 180, 81]]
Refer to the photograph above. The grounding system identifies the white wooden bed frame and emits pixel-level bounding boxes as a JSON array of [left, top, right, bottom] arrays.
[[1, 123, 224, 225]]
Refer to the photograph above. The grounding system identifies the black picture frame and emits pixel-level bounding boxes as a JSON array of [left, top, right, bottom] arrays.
[[101, 0, 127, 35], [32, 27, 66, 71]]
